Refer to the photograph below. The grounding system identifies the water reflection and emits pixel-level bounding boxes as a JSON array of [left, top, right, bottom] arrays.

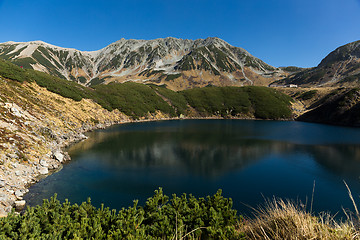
[[26, 120, 360, 216], [68, 122, 360, 181], [307, 145, 360, 178]]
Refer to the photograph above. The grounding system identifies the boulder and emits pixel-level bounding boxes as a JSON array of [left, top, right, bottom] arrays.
[[53, 151, 64, 163], [0, 180, 5, 188], [6, 189, 14, 194], [39, 167, 49, 175], [15, 200, 26, 211], [10, 106, 23, 118], [49, 162, 60, 170], [15, 190, 23, 199], [39, 159, 49, 167]]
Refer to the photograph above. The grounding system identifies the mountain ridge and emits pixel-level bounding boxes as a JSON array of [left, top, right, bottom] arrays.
[[0, 37, 286, 90], [275, 40, 360, 87]]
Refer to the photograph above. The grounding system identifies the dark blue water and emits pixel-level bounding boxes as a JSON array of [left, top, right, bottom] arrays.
[[25, 120, 360, 218]]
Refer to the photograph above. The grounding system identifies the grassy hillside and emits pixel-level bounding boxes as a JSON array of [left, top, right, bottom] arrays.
[[181, 86, 293, 119], [297, 88, 360, 127], [0, 59, 94, 101], [93, 82, 177, 118], [0, 59, 293, 120]]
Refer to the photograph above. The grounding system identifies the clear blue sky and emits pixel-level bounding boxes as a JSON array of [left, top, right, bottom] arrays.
[[0, 0, 359, 68]]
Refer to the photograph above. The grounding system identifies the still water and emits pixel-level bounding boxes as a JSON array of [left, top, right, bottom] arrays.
[[25, 120, 360, 217]]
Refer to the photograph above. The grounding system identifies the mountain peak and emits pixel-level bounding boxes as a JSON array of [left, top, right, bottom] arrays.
[[278, 40, 360, 87], [205, 36, 224, 42], [0, 37, 281, 90], [319, 40, 360, 68]]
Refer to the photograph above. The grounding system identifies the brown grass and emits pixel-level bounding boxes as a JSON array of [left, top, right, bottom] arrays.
[[238, 197, 359, 240]]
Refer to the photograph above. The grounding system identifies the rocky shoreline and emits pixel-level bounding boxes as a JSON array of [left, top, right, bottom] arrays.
[[0, 119, 127, 216], [0, 80, 134, 217], [0, 114, 263, 216]]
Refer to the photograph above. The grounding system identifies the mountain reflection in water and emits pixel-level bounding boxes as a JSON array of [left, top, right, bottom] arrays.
[[69, 126, 360, 180], [26, 120, 360, 217]]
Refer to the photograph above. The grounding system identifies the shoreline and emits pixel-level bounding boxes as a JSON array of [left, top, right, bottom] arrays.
[[0, 119, 127, 216], [3, 114, 358, 216], [14, 115, 263, 214], [0, 108, 296, 217]]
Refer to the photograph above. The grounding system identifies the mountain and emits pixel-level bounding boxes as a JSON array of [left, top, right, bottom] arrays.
[[275, 40, 360, 87], [0, 58, 295, 215], [297, 88, 360, 127], [0, 37, 287, 90]]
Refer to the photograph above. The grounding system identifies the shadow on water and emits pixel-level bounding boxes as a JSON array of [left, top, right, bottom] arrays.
[[25, 120, 360, 218]]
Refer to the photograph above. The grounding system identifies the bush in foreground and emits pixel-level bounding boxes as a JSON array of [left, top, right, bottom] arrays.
[[0, 189, 245, 239], [1, 188, 360, 239]]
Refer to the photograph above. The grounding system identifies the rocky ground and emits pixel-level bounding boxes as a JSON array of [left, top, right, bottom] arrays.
[[277, 87, 338, 116], [0, 78, 130, 216]]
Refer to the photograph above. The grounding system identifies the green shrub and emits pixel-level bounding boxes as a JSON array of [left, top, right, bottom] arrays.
[[0, 189, 245, 239], [165, 73, 182, 81], [245, 86, 293, 119], [0, 59, 29, 82], [26, 69, 93, 101], [181, 86, 293, 119], [88, 77, 105, 86], [94, 82, 176, 118], [0, 59, 293, 120], [149, 85, 188, 115]]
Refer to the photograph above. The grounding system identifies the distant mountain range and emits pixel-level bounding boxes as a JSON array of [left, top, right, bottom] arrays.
[[0, 37, 289, 90], [276, 40, 360, 87], [1, 38, 359, 90]]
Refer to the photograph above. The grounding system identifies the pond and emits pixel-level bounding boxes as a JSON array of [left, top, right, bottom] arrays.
[[24, 119, 360, 218]]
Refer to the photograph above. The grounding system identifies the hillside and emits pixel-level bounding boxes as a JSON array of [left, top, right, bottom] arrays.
[[0, 59, 294, 120], [0, 65, 129, 216], [296, 88, 360, 126], [0, 38, 289, 90], [0, 59, 294, 215], [274, 40, 360, 87]]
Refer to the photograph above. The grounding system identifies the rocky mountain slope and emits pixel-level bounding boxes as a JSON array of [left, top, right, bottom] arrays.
[[296, 88, 360, 126], [0, 38, 288, 90], [0, 75, 129, 216], [275, 40, 360, 87], [0, 58, 296, 215]]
